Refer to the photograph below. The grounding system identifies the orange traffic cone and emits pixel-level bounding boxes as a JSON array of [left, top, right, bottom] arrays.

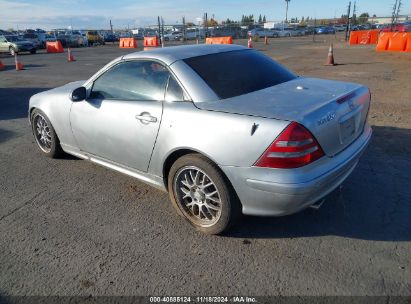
[[14, 53, 24, 70], [325, 43, 336, 66], [248, 36, 253, 48], [67, 48, 76, 62], [0, 59, 5, 70], [264, 36, 268, 45]]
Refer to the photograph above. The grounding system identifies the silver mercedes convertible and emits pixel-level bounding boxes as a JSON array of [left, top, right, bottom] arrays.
[[29, 44, 372, 234]]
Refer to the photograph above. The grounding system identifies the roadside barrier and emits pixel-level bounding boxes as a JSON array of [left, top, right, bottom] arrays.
[[349, 30, 380, 45], [376, 32, 411, 52], [14, 53, 24, 70], [205, 36, 233, 44], [46, 41, 64, 53], [119, 38, 138, 48], [0, 59, 5, 70], [144, 36, 159, 47]]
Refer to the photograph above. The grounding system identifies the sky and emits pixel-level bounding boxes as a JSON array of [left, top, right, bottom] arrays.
[[0, 0, 409, 30]]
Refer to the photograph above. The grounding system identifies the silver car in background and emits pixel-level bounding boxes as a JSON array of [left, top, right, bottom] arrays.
[[29, 45, 372, 234]]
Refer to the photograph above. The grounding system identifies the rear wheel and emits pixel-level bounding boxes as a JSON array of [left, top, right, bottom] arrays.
[[30, 49, 36, 54], [31, 109, 64, 158], [168, 154, 241, 235]]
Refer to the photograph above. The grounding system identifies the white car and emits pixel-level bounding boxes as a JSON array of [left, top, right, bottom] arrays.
[[248, 29, 279, 38], [164, 31, 182, 41]]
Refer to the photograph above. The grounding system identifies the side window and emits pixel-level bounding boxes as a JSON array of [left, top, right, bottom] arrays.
[[165, 76, 186, 102], [90, 61, 170, 101]]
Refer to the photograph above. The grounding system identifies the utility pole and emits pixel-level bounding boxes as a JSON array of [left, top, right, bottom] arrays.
[[345, 1, 351, 41], [157, 16, 162, 46], [182, 16, 186, 42], [204, 13, 208, 38], [110, 19, 113, 33], [352, 1, 357, 26], [285, 0, 291, 23], [391, 0, 402, 30], [161, 17, 165, 47]]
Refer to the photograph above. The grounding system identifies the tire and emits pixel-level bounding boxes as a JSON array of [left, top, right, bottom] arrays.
[[9, 47, 16, 56], [30, 109, 64, 158], [30, 49, 36, 54], [168, 153, 241, 235]]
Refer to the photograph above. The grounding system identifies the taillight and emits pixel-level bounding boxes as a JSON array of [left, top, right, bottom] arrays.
[[254, 122, 325, 169]]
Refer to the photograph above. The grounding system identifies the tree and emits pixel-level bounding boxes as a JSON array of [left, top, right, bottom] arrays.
[[263, 15, 266, 22], [358, 12, 369, 24], [258, 14, 262, 23], [186, 22, 195, 27], [241, 14, 255, 25], [207, 18, 218, 27]]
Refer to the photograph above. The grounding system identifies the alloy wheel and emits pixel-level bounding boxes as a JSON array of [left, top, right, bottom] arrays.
[[33, 114, 52, 153], [174, 166, 222, 227]]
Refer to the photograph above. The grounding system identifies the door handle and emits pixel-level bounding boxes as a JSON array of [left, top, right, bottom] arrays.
[[135, 112, 157, 123]]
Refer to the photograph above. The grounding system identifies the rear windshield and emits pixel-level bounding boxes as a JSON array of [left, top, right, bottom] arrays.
[[183, 50, 296, 99]]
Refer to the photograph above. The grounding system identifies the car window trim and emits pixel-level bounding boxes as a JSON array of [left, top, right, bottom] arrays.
[[86, 58, 192, 103]]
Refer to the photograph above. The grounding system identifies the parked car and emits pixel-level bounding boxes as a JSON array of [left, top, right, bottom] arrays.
[[273, 28, 298, 37], [333, 25, 347, 32], [22, 33, 43, 48], [69, 31, 87, 47], [103, 33, 119, 43], [381, 23, 411, 32], [28, 44, 372, 234], [247, 28, 279, 38], [210, 27, 245, 39], [164, 31, 182, 41], [0, 34, 36, 55], [86, 30, 104, 46], [315, 27, 336, 34]]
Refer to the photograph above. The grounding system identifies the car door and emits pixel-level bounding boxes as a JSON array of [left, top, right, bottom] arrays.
[[70, 60, 169, 172]]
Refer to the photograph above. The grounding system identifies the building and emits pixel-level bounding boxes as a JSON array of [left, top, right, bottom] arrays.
[[369, 15, 410, 25]]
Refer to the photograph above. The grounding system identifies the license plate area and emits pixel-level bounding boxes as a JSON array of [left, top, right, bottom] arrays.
[[339, 116, 357, 144]]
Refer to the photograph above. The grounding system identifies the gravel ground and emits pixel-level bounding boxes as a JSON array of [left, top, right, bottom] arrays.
[[0, 34, 410, 297]]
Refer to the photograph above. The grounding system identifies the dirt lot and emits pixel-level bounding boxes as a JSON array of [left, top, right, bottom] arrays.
[[0, 34, 410, 297]]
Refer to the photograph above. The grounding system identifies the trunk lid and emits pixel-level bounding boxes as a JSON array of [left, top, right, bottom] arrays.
[[196, 77, 371, 156]]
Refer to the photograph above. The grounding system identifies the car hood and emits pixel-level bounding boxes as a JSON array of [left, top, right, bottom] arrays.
[[33, 81, 86, 99]]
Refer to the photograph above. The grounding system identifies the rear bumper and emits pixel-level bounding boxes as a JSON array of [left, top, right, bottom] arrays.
[[221, 125, 372, 216]]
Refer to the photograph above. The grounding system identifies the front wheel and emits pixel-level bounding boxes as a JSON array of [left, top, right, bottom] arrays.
[[168, 154, 241, 235], [31, 109, 64, 158]]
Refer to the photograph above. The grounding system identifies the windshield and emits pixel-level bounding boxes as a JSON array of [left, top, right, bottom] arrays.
[[23, 33, 37, 39], [183, 49, 297, 99], [5, 35, 21, 42]]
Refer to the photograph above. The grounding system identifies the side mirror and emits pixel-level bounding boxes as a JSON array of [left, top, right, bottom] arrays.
[[70, 87, 87, 102]]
